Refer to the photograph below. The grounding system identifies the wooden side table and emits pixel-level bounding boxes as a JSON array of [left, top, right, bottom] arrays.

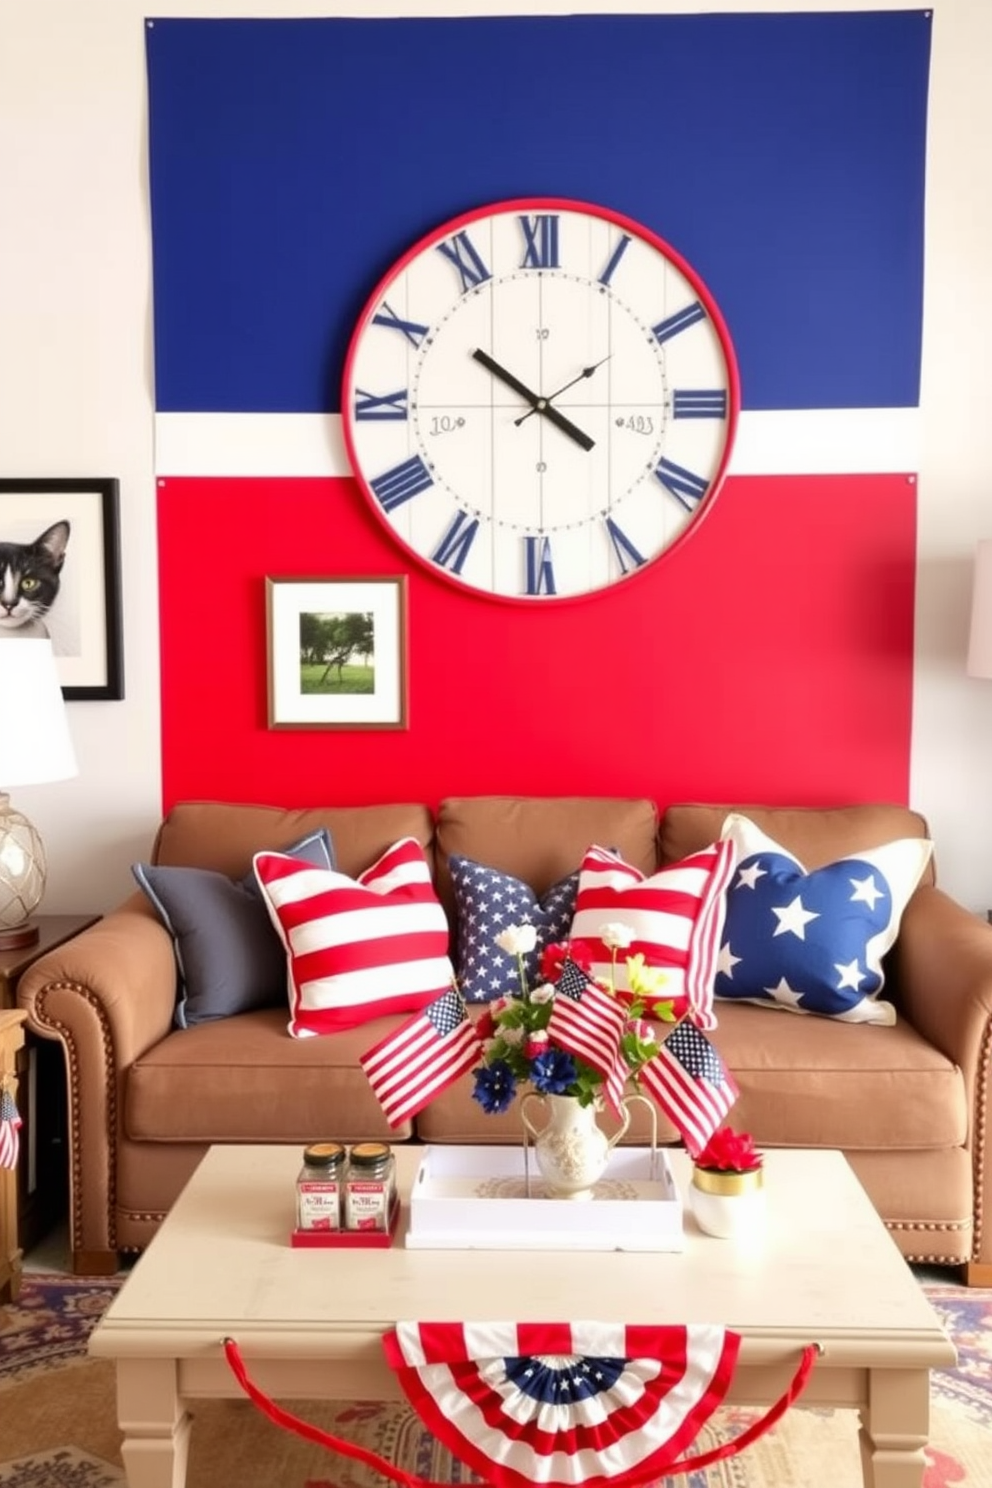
[[1, 1007, 27, 1301], [0, 913, 100, 1256]]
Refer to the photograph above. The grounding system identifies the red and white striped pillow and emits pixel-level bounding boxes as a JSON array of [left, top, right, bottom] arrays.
[[569, 839, 737, 1030], [254, 836, 453, 1038]]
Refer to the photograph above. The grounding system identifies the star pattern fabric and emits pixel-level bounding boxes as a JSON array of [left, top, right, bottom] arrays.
[[450, 856, 579, 1003], [713, 814, 933, 1024]]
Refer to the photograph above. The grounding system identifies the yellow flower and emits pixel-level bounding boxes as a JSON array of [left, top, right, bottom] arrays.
[[626, 953, 668, 999]]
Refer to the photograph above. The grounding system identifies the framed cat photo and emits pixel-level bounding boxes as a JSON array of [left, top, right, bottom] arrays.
[[266, 575, 408, 730], [0, 476, 124, 700]]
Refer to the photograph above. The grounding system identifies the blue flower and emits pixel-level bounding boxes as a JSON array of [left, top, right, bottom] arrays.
[[472, 1060, 518, 1114], [530, 1048, 577, 1095]]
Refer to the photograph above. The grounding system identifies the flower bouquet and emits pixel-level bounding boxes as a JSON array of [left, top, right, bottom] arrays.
[[470, 922, 684, 1117], [466, 921, 696, 1199]]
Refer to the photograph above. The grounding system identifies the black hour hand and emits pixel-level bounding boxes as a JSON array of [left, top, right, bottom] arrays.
[[472, 348, 595, 452]]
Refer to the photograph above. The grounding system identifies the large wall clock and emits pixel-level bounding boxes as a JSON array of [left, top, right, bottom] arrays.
[[342, 198, 740, 602]]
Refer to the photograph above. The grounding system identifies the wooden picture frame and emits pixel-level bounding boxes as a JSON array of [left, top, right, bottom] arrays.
[[0, 477, 124, 700], [266, 575, 408, 730]]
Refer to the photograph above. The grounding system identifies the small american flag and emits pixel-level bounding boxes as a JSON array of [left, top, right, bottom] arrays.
[[0, 1084, 21, 1171], [638, 1020, 739, 1158], [361, 988, 483, 1128], [547, 959, 627, 1111]]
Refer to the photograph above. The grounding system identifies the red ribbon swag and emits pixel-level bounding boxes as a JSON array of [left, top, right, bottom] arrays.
[[223, 1321, 818, 1487]]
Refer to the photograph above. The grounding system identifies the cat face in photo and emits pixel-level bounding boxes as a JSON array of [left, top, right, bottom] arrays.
[[0, 520, 71, 637]]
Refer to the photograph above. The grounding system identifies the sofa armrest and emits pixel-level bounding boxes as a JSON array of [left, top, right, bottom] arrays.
[[892, 885, 992, 1272], [15, 892, 178, 1265], [893, 887, 992, 1073]]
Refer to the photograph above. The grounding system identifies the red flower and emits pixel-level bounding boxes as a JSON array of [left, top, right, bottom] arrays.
[[540, 941, 592, 982], [475, 1008, 498, 1040], [695, 1126, 763, 1173]]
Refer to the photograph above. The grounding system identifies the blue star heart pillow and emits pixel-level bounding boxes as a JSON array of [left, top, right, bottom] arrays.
[[713, 814, 933, 1024], [450, 855, 578, 1003]]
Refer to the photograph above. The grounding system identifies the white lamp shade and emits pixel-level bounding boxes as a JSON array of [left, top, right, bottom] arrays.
[[0, 638, 77, 787]]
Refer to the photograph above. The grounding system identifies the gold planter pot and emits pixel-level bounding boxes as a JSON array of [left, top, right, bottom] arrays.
[[689, 1163, 765, 1238]]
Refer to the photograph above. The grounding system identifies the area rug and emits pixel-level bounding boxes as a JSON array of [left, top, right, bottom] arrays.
[[1, 1275, 990, 1487]]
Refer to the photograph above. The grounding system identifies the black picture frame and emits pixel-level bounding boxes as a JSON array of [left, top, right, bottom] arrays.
[[0, 477, 124, 700]]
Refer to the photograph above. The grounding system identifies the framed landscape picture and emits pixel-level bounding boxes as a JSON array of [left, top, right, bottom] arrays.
[[266, 575, 408, 729], [0, 476, 124, 700]]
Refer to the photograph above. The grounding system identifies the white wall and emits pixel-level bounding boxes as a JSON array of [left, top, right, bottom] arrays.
[[1, 0, 990, 915]]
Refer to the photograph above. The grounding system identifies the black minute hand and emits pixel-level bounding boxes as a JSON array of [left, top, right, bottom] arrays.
[[514, 355, 611, 428], [472, 347, 595, 452]]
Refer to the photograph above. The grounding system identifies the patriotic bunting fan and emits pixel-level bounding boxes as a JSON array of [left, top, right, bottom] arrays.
[[224, 1322, 817, 1488], [383, 1320, 739, 1488]]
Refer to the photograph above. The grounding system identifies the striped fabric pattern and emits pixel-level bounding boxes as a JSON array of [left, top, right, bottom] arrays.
[[383, 1318, 741, 1488], [0, 1085, 21, 1171], [638, 1021, 739, 1159], [570, 840, 737, 1030], [254, 836, 454, 1038], [360, 988, 483, 1127], [546, 959, 628, 1113]]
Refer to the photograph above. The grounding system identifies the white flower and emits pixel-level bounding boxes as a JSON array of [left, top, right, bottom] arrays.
[[501, 1024, 525, 1047], [529, 982, 556, 1004], [495, 924, 538, 956], [599, 922, 635, 950]]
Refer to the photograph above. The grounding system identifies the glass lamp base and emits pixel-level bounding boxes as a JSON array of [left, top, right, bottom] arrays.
[[0, 919, 41, 951]]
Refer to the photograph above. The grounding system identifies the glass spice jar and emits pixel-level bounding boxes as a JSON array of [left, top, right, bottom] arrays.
[[345, 1141, 395, 1231], [295, 1141, 346, 1232]]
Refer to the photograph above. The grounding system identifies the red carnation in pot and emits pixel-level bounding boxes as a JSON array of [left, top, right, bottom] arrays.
[[694, 1127, 763, 1173]]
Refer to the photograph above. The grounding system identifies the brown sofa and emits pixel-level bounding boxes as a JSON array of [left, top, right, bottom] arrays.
[[17, 795, 992, 1284]]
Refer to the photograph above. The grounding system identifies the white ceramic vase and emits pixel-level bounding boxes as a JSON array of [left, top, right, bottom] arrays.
[[688, 1163, 765, 1238], [520, 1092, 630, 1200]]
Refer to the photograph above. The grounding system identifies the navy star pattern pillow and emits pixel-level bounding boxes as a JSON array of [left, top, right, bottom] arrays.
[[713, 815, 933, 1025], [450, 855, 579, 1003]]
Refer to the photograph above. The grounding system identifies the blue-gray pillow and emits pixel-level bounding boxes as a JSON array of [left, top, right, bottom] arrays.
[[132, 829, 334, 1027]]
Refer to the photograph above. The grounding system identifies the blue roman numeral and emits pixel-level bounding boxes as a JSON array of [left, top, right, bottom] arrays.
[[436, 231, 492, 294], [524, 535, 556, 596], [598, 234, 632, 287], [519, 214, 560, 270], [372, 301, 430, 348], [672, 389, 727, 419], [652, 301, 706, 345], [432, 510, 479, 575], [654, 457, 709, 511], [354, 387, 409, 421], [604, 517, 646, 576], [370, 455, 433, 513]]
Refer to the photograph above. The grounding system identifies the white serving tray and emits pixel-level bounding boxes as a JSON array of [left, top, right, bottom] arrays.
[[406, 1144, 683, 1252]]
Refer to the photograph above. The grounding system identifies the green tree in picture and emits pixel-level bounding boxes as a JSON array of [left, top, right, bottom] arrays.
[[298, 610, 375, 695]]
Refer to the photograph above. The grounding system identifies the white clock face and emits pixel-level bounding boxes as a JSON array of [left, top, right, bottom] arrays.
[[342, 198, 739, 602]]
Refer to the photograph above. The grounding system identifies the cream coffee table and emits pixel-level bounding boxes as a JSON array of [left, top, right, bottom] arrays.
[[89, 1144, 955, 1488]]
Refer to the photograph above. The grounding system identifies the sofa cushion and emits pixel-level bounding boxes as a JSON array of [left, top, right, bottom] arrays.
[[132, 828, 335, 1028], [152, 799, 435, 882], [714, 813, 933, 1024], [125, 1008, 412, 1142], [569, 840, 737, 1027], [255, 836, 454, 1037], [434, 797, 658, 925], [450, 855, 578, 1002], [708, 1001, 967, 1150], [417, 998, 966, 1155]]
